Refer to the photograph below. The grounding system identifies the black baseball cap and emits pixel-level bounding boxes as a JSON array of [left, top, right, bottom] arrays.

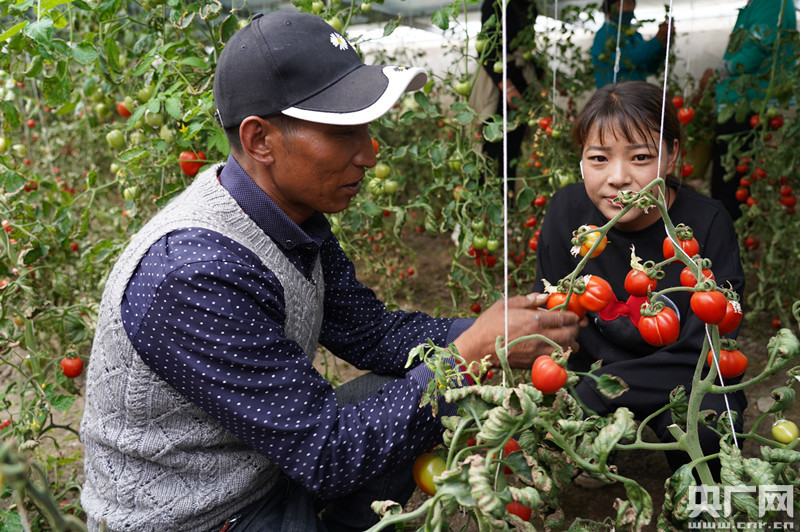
[[213, 10, 428, 128]]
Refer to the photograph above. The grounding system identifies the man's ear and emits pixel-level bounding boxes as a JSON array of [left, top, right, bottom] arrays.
[[239, 116, 277, 165], [667, 138, 680, 173]]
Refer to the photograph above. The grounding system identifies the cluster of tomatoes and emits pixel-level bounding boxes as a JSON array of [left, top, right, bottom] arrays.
[[733, 157, 796, 213], [672, 96, 695, 126], [545, 224, 745, 379]]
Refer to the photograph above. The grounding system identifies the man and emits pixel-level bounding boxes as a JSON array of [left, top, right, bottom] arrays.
[[590, 0, 674, 88], [80, 11, 581, 532]]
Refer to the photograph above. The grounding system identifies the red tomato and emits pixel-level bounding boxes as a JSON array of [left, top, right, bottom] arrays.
[[769, 115, 784, 130], [679, 266, 714, 288], [413, 453, 446, 496], [662, 235, 700, 260], [690, 290, 728, 324], [470, 301, 482, 314], [371, 138, 379, 154], [680, 163, 693, 178], [178, 150, 207, 178], [530, 355, 567, 394], [624, 269, 657, 297], [718, 300, 743, 335], [506, 501, 532, 522], [749, 114, 761, 128], [706, 348, 748, 379], [116, 101, 132, 117], [744, 237, 759, 251], [579, 275, 613, 312], [779, 195, 797, 208], [671, 96, 684, 109], [638, 307, 680, 346], [60, 356, 84, 378], [499, 438, 521, 474], [546, 292, 587, 318], [677, 107, 695, 125], [735, 188, 749, 202], [538, 117, 552, 130]]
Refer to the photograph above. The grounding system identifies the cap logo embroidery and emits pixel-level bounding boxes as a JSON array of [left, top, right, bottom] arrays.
[[329, 32, 349, 51]]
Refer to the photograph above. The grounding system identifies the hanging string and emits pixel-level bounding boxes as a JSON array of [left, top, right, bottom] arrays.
[[550, 0, 558, 122], [501, 0, 509, 387], [612, 0, 624, 84]]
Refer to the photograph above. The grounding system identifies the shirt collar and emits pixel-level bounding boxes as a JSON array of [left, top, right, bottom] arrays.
[[218, 154, 330, 250]]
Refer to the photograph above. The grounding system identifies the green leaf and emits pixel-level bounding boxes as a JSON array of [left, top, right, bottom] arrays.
[[382, 16, 401, 37], [42, 60, 71, 107], [180, 56, 208, 69], [0, 21, 28, 43], [431, 9, 450, 30], [49, 394, 76, 412], [71, 41, 98, 64], [454, 111, 473, 126], [0, 170, 28, 193], [25, 18, 55, 46], [118, 147, 151, 162], [594, 373, 629, 399], [41, 0, 75, 14]]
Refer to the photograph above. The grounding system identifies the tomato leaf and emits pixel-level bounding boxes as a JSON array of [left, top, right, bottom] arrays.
[[49, 394, 76, 412], [71, 41, 98, 64], [594, 373, 629, 399], [431, 9, 450, 30]]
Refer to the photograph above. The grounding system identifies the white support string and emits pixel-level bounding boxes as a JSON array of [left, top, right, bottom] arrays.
[[501, 0, 509, 387], [613, 0, 624, 84], [551, 0, 558, 122]]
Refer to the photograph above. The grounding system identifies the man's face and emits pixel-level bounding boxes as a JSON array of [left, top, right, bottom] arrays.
[[262, 119, 377, 225]]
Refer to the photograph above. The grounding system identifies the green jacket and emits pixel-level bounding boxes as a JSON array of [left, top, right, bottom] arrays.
[[716, 0, 797, 111]]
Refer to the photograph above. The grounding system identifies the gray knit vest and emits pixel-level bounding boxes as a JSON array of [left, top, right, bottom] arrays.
[[80, 165, 325, 532]]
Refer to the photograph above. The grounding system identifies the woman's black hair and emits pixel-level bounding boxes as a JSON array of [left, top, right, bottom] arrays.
[[572, 81, 685, 186]]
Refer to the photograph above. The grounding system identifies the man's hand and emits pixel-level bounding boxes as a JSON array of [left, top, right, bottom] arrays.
[[454, 293, 583, 370], [656, 17, 675, 47]]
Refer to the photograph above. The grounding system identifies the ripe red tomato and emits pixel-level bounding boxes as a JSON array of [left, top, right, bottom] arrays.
[[690, 290, 728, 324], [680, 163, 693, 178], [577, 225, 608, 258], [579, 275, 613, 312], [178, 150, 207, 178], [538, 117, 552, 130], [371, 138, 379, 154], [116, 101, 132, 118], [530, 355, 567, 394], [413, 453, 446, 496], [624, 269, 657, 296], [498, 438, 521, 474], [506, 501, 532, 522], [679, 266, 714, 288], [718, 300, 743, 336], [470, 301, 482, 314], [638, 307, 680, 346], [749, 114, 761, 128], [734, 188, 749, 202], [662, 235, 700, 260], [546, 292, 587, 318], [743, 237, 759, 251], [779, 195, 797, 208], [768, 115, 784, 130], [677, 107, 695, 125], [671, 96, 684, 109], [60, 356, 84, 378], [26, 118, 36, 128], [706, 348, 747, 379]]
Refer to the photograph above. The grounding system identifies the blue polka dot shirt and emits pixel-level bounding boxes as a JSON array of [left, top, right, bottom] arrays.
[[121, 155, 472, 498]]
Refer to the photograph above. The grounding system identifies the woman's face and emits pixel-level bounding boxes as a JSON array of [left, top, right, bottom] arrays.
[[581, 124, 678, 232]]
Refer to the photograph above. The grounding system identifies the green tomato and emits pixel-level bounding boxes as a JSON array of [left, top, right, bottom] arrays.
[[472, 235, 488, 250], [470, 218, 485, 232], [129, 130, 147, 146], [448, 159, 462, 171], [0, 137, 8, 154], [123, 186, 139, 201], [493, 61, 504, 74], [374, 162, 391, 180], [360, 2, 371, 12], [455, 80, 471, 96], [474, 39, 486, 53], [326, 16, 344, 32], [522, 50, 533, 61], [368, 178, 384, 195], [487, 239, 500, 252], [145, 110, 164, 128], [95, 102, 112, 119], [383, 179, 399, 194], [772, 420, 799, 444], [137, 85, 155, 104], [110, 162, 122, 174], [106, 130, 125, 150], [311, 0, 324, 13], [11, 143, 28, 158], [159, 124, 175, 143]]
